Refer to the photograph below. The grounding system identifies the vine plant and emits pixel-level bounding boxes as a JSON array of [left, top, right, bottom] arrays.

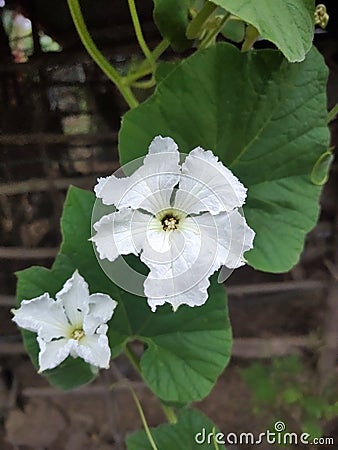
[[12, 1, 335, 448]]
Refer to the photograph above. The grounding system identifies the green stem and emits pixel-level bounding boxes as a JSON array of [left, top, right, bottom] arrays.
[[212, 427, 221, 449], [124, 342, 142, 373], [110, 380, 159, 450], [186, 1, 217, 39], [241, 24, 259, 52], [328, 102, 338, 123], [128, 0, 155, 72], [129, 386, 159, 450], [125, 39, 170, 84], [199, 12, 231, 50], [131, 78, 156, 89], [67, 0, 138, 109], [161, 403, 178, 424], [152, 38, 170, 60], [124, 342, 178, 424]]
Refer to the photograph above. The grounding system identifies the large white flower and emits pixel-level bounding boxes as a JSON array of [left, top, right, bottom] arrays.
[[12, 271, 117, 372], [92, 136, 255, 311]]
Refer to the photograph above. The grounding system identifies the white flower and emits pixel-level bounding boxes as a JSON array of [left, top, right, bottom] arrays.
[[92, 136, 255, 312], [12, 271, 117, 372]]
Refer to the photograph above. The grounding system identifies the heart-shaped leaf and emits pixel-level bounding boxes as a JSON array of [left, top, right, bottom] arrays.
[[119, 43, 330, 273], [153, 0, 191, 51], [213, 0, 315, 62], [127, 408, 226, 450]]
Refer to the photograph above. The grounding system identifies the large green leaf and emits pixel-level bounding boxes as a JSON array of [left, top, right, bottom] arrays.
[[213, 0, 315, 62], [106, 264, 231, 403], [119, 43, 330, 273], [16, 187, 232, 401], [127, 408, 226, 450], [153, 0, 191, 51], [136, 274, 231, 403], [221, 18, 245, 43]]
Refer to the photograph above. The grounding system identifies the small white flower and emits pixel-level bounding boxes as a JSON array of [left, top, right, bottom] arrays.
[[92, 136, 255, 311], [12, 271, 117, 372]]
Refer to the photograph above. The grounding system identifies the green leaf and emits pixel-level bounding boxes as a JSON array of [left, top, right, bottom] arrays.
[[272, 355, 301, 375], [119, 43, 330, 273], [325, 402, 338, 420], [155, 60, 180, 83], [127, 408, 226, 449], [16, 187, 232, 401], [63, 189, 232, 403], [221, 18, 245, 43], [137, 275, 231, 403], [282, 387, 302, 404], [239, 363, 277, 404], [212, 0, 315, 62], [311, 150, 334, 185], [302, 420, 323, 440], [302, 396, 327, 419], [108, 271, 231, 403], [153, 0, 191, 51]]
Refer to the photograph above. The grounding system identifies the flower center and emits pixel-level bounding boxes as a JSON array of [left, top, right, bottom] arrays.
[[161, 215, 178, 231], [71, 328, 85, 341]]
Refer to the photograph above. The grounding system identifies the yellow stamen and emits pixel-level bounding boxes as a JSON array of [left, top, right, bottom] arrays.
[[162, 217, 177, 231], [72, 328, 85, 340]]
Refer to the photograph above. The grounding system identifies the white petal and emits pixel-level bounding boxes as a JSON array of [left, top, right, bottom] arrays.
[[141, 220, 194, 271], [172, 188, 207, 216], [94, 176, 129, 207], [91, 209, 149, 262], [37, 337, 74, 372], [136, 189, 172, 216], [97, 324, 108, 334], [56, 271, 89, 328], [12, 293, 70, 342], [146, 275, 211, 312], [223, 209, 255, 268], [195, 209, 255, 270], [141, 216, 173, 257], [148, 135, 178, 155], [193, 212, 230, 273], [94, 136, 180, 214], [143, 220, 213, 311], [83, 293, 117, 335], [178, 147, 247, 214], [75, 334, 111, 369], [143, 210, 254, 311]]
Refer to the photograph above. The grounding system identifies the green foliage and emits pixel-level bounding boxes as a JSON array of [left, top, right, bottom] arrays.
[[240, 356, 338, 440], [153, 0, 192, 51], [155, 61, 180, 83], [221, 18, 245, 43], [127, 408, 226, 449], [138, 276, 231, 403], [311, 150, 334, 185], [16, 187, 232, 401], [211, 0, 315, 61], [119, 43, 329, 273]]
